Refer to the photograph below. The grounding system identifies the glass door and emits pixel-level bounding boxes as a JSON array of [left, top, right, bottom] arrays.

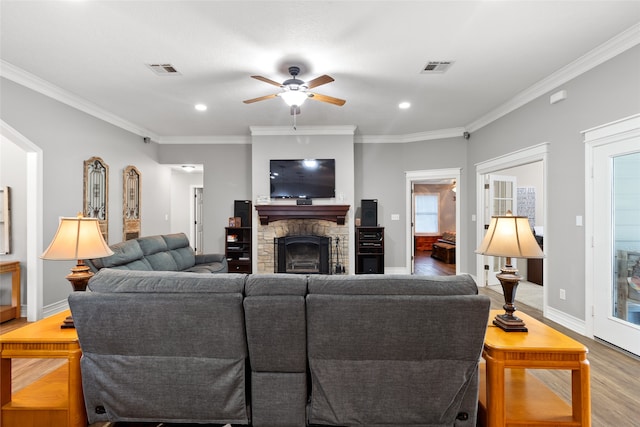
[[593, 140, 640, 356], [482, 174, 517, 285]]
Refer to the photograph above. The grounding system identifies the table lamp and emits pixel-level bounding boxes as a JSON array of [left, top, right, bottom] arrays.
[[41, 214, 113, 328], [476, 211, 544, 332]]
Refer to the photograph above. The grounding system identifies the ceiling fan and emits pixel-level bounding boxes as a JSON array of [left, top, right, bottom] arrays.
[[243, 66, 346, 115]]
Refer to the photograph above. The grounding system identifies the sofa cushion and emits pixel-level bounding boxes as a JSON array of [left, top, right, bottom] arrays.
[[308, 273, 478, 296], [163, 233, 197, 270], [88, 239, 152, 271], [87, 269, 246, 293], [306, 293, 489, 426], [136, 235, 179, 271]]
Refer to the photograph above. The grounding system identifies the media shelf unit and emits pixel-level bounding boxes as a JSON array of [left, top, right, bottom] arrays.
[[355, 226, 384, 274], [225, 226, 252, 273]]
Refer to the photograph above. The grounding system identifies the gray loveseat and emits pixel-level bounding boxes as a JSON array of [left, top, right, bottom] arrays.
[[85, 232, 227, 273], [69, 269, 490, 426]]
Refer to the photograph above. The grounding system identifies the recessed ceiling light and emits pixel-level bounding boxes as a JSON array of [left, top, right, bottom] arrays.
[[195, 104, 207, 111], [399, 102, 411, 109], [181, 165, 196, 172]]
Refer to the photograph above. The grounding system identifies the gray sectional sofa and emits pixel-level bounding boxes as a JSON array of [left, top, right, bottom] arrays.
[[69, 269, 490, 426], [85, 232, 228, 273]]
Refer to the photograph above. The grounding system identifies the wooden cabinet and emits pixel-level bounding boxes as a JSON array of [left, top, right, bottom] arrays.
[[225, 227, 252, 273], [0, 261, 20, 322], [355, 226, 384, 274]]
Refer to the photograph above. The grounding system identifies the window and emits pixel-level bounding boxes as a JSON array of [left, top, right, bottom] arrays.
[[415, 194, 439, 233]]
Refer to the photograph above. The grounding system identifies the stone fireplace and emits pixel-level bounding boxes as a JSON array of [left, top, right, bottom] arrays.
[[255, 205, 350, 274]]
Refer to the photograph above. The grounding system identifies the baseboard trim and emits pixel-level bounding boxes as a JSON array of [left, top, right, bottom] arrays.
[[544, 305, 587, 336]]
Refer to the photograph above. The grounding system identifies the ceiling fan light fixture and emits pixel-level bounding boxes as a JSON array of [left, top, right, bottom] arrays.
[[280, 90, 308, 107]]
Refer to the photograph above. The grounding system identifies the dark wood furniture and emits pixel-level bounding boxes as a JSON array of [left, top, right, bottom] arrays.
[[431, 242, 455, 264], [415, 235, 441, 251], [225, 226, 252, 273], [355, 226, 384, 274]]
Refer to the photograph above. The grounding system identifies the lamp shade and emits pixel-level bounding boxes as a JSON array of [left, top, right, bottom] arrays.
[[41, 215, 113, 260], [476, 214, 543, 259]]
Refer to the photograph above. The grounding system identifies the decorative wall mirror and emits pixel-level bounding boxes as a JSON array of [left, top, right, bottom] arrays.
[[123, 165, 141, 241], [0, 186, 12, 254], [83, 157, 109, 242]]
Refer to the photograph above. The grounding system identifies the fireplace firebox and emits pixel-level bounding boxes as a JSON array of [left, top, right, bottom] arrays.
[[274, 235, 331, 274]]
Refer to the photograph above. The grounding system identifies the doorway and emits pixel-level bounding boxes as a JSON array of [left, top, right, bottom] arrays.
[[476, 143, 548, 313], [405, 168, 461, 275]]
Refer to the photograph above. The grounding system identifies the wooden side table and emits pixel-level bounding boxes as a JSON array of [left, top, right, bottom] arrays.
[[479, 309, 591, 427], [0, 310, 86, 427], [0, 261, 20, 322]]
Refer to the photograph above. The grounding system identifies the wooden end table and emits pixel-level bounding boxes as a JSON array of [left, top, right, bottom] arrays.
[[0, 261, 21, 323], [0, 310, 86, 427], [479, 309, 591, 427]]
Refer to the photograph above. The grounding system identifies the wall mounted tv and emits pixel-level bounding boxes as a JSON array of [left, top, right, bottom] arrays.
[[270, 159, 336, 199]]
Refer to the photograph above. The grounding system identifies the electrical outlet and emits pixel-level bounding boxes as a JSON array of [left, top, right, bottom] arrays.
[[560, 289, 566, 300]]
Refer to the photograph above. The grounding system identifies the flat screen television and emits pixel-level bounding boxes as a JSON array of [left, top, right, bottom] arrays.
[[270, 159, 335, 199]]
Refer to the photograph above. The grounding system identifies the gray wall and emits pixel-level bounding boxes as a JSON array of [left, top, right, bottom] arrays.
[[158, 144, 252, 252], [464, 45, 640, 320], [1, 77, 173, 308], [354, 138, 468, 269]]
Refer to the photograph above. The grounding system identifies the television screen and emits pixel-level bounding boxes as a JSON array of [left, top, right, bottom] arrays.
[[270, 159, 335, 199]]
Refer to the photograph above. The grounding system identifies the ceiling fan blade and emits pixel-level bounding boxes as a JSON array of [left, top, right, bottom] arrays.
[[251, 75, 283, 87], [243, 93, 278, 104], [290, 105, 301, 115], [308, 92, 346, 106], [306, 75, 334, 89]]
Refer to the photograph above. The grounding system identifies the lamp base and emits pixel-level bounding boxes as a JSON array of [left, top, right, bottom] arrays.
[[493, 313, 528, 332], [495, 270, 528, 332], [61, 261, 94, 328]]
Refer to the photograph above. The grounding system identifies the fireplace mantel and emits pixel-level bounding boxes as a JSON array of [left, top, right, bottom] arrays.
[[256, 204, 350, 225]]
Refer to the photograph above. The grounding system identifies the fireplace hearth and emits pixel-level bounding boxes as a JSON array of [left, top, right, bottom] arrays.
[[275, 235, 331, 274]]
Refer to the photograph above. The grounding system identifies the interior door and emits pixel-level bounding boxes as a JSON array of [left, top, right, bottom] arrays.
[[411, 181, 416, 274], [193, 186, 204, 254], [482, 174, 517, 285], [593, 142, 640, 356]]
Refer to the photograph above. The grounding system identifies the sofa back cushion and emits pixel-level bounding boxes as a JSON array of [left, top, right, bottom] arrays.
[[306, 274, 489, 426], [136, 235, 179, 270], [163, 233, 197, 270], [87, 239, 152, 271], [308, 273, 478, 296], [70, 270, 249, 424]]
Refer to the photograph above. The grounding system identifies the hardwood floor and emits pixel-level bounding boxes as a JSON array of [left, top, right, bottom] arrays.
[[2, 274, 639, 426], [414, 250, 456, 275]]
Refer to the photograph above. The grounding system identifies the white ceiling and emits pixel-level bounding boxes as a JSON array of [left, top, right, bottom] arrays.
[[1, 1, 639, 142]]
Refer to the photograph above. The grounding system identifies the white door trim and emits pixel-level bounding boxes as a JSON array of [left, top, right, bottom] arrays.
[[1, 120, 44, 321], [583, 113, 640, 341], [474, 143, 549, 313], [405, 168, 461, 275]]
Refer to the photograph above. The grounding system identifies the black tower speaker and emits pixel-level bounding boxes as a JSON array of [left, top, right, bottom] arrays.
[[234, 200, 252, 227], [361, 199, 378, 226]]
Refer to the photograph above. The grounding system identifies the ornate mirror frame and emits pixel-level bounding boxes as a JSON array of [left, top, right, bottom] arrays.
[[123, 165, 141, 241], [83, 157, 109, 242]]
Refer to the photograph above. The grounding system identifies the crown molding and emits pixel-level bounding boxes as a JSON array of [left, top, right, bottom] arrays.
[[466, 23, 640, 133], [0, 60, 159, 140], [356, 127, 466, 144], [157, 135, 251, 145], [249, 125, 357, 136]]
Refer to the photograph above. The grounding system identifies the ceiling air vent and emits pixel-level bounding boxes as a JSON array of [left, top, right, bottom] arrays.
[[145, 63, 181, 76], [421, 61, 455, 74]]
